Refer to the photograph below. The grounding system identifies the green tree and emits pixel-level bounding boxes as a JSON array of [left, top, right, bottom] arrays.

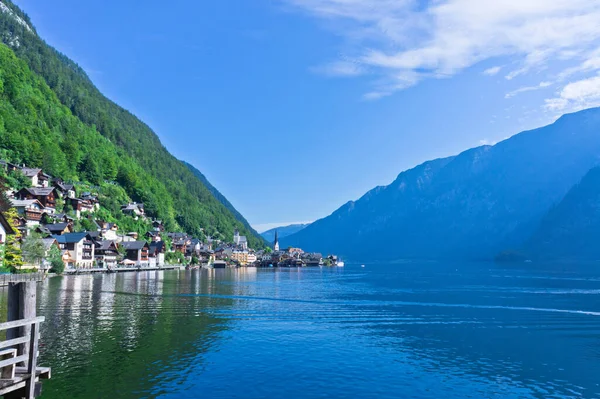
[[265, 247, 273, 254], [2, 208, 23, 272], [48, 245, 64, 274], [21, 232, 45, 266], [0, 174, 11, 212]]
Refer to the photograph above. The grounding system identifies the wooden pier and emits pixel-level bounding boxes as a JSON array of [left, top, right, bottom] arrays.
[[0, 281, 50, 398]]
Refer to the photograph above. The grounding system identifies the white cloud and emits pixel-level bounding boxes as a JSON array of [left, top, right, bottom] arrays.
[[284, 0, 600, 99], [310, 60, 365, 77], [505, 81, 552, 98], [545, 74, 600, 112], [483, 66, 502, 76]]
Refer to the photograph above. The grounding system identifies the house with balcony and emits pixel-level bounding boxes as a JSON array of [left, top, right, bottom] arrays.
[[148, 241, 165, 267], [10, 199, 45, 228], [53, 232, 95, 269], [53, 179, 75, 198], [16, 187, 56, 211], [68, 198, 95, 218], [20, 168, 51, 188], [94, 240, 119, 269], [120, 241, 150, 266]]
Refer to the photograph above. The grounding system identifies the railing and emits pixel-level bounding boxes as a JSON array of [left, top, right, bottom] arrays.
[[0, 316, 46, 398], [0, 273, 46, 286]]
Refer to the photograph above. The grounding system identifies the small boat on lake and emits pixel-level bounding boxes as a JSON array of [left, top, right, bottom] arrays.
[[336, 260, 345, 267]]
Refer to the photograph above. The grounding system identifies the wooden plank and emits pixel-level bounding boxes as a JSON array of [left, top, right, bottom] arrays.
[[25, 322, 38, 398], [0, 355, 28, 369], [0, 348, 16, 380], [0, 317, 44, 332], [0, 380, 25, 396], [15, 366, 50, 380], [0, 348, 17, 357], [0, 336, 31, 350]]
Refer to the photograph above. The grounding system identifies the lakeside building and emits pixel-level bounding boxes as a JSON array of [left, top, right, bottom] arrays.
[[94, 240, 119, 269], [54, 232, 95, 269], [1, 160, 263, 271], [121, 241, 150, 266]]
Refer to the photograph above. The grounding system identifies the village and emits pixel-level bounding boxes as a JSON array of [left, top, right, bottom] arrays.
[[0, 160, 334, 273]]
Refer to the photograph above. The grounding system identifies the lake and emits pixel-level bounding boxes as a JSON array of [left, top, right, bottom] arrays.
[[4, 263, 600, 398]]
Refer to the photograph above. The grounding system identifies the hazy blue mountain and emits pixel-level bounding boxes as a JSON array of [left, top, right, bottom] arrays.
[[282, 108, 600, 261], [523, 166, 600, 260], [261, 224, 309, 242]]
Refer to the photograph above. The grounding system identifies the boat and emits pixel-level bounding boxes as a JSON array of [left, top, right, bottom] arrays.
[[361, 264, 365, 268], [336, 260, 345, 267]]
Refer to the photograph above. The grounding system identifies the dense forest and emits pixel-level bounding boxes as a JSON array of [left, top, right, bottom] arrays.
[[0, 1, 264, 247]]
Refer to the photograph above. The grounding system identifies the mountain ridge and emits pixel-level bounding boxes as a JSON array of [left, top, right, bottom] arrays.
[[282, 107, 600, 261], [260, 224, 309, 242]]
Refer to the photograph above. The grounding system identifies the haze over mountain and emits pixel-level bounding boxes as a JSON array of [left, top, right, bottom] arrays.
[[282, 107, 600, 261], [524, 166, 600, 261], [260, 224, 309, 243]]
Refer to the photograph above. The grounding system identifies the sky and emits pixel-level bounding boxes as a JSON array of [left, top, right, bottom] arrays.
[[12, 0, 600, 232]]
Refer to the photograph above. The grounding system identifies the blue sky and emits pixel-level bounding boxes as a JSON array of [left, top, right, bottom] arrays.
[[13, 0, 600, 232]]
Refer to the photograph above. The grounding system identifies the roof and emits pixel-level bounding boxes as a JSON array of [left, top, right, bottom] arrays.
[[121, 203, 144, 210], [41, 238, 58, 250], [120, 241, 148, 250], [21, 168, 41, 177], [149, 241, 165, 253], [44, 223, 70, 233], [53, 232, 91, 244], [95, 240, 118, 251], [19, 187, 55, 196], [0, 212, 15, 235], [55, 182, 74, 192], [10, 199, 43, 209]]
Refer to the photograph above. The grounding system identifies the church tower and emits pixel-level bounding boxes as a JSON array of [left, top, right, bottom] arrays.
[[273, 230, 279, 252]]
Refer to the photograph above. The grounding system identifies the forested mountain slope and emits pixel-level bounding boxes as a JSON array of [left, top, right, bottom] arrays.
[[0, 0, 262, 246]]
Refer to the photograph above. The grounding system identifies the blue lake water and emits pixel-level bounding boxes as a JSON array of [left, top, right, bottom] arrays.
[[11, 263, 600, 398]]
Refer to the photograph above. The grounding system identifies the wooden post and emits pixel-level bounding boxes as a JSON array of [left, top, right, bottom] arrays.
[[7, 282, 37, 367], [25, 322, 38, 399]]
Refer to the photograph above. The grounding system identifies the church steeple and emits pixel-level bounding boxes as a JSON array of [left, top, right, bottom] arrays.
[[273, 230, 279, 252]]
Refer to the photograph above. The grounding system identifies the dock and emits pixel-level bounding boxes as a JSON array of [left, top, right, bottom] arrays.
[[0, 279, 50, 398]]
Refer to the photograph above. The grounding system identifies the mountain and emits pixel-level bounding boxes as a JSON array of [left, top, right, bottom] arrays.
[[261, 224, 309, 243], [183, 161, 264, 242], [523, 166, 600, 260], [0, 1, 263, 247], [282, 107, 600, 261]]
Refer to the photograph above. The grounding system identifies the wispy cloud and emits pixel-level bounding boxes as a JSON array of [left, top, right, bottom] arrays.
[[310, 60, 365, 77], [505, 81, 552, 98], [284, 0, 600, 100], [483, 66, 502, 76]]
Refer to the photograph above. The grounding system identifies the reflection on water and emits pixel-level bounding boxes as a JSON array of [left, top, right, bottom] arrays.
[[0, 264, 598, 398]]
